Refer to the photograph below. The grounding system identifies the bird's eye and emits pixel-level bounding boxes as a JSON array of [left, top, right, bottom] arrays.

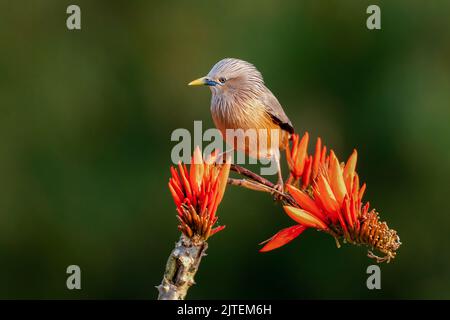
[[218, 77, 226, 84]]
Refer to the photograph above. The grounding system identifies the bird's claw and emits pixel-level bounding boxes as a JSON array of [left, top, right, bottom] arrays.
[[272, 183, 284, 201]]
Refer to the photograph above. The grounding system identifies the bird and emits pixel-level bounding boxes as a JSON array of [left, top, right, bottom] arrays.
[[188, 58, 294, 192]]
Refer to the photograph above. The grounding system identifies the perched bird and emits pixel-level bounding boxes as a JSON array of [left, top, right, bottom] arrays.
[[188, 58, 294, 190]]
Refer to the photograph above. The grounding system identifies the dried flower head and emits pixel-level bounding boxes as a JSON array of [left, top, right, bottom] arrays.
[[263, 134, 401, 263], [168, 147, 231, 241]]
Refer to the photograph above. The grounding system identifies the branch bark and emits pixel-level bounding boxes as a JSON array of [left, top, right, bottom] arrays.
[[230, 164, 276, 188], [229, 164, 297, 206], [157, 235, 208, 300]]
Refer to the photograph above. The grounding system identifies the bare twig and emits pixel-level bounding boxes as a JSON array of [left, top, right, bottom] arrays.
[[229, 164, 297, 206], [230, 164, 275, 188], [228, 178, 275, 193]]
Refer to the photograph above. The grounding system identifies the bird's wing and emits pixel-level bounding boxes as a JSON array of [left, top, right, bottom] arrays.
[[262, 91, 295, 134]]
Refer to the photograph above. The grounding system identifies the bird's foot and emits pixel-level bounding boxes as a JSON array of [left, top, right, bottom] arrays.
[[272, 183, 285, 202]]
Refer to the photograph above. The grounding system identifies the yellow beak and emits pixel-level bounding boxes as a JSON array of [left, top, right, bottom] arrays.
[[188, 77, 207, 86]]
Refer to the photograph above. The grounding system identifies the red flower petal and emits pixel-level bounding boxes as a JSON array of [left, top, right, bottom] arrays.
[[295, 132, 309, 176], [286, 184, 325, 221], [302, 155, 313, 188], [359, 183, 366, 201], [312, 137, 322, 178], [286, 134, 297, 170], [329, 151, 347, 204], [259, 225, 306, 252], [190, 146, 204, 192], [216, 156, 231, 204], [283, 206, 329, 230], [168, 181, 182, 207], [178, 162, 192, 200], [210, 225, 226, 236], [315, 174, 339, 213], [343, 149, 357, 191]]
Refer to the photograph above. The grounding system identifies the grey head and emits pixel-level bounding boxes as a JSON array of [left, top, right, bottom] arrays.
[[188, 58, 266, 98]]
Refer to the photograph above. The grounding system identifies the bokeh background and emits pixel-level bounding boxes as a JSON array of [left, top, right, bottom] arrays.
[[0, 0, 449, 299]]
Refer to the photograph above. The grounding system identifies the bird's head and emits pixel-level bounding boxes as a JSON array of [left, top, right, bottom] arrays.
[[188, 58, 264, 97]]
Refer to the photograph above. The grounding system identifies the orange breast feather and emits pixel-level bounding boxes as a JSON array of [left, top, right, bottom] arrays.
[[211, 100, 289, 159]]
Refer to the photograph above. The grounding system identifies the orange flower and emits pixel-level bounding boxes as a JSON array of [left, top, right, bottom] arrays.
[[286, 132, 328, 189], [168, 147, 231, 240], [286, 150, 365, 236], [262, 146, 401, 262]]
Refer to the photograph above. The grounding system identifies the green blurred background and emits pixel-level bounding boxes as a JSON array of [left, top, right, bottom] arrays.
[[0, 0, 449, 299]]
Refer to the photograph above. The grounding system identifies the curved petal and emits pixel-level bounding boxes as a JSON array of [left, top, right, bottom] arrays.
[[259, 225, 306, 252], [216, 155, 231, 203], [312, 137, 322, 178], [295, 132, 309, 176], [283, 206, 329, 230], [286, 184, 324, 220], [315, 174, 339, 213], [329, 151, 347, 204], [343, 149, 357, 191], [190, 146, 204, 192]]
